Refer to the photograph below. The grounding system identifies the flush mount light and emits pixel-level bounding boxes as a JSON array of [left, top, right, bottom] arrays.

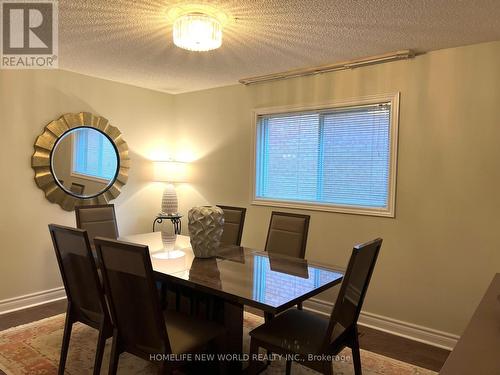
[[167, 4, 232, 52], [174, 12, 221, 51]]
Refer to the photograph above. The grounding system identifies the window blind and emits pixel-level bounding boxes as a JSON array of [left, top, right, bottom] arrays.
[[73, 129, 117, 180], [255, 104, 392, 210]]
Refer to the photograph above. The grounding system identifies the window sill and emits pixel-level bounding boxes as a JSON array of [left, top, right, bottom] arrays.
[[251, 198, 394, 218], [71, 172, 110, 184]]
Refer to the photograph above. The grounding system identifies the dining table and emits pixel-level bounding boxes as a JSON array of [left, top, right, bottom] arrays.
[[119, 231, 344, 372]]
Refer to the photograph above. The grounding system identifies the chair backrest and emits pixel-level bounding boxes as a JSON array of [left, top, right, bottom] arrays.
[[218, 205, 247, 246], [48, 224, 108, 326], [326, 238, 382, 345], [70, 182, 85, 195], [264, 211, 310, 259], [75, 204, 119, 242], [94, 237, 170, 356]]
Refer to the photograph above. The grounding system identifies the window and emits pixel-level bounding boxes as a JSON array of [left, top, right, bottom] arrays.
[[253, 94, 399, 217], [72, 128, 117, 181]]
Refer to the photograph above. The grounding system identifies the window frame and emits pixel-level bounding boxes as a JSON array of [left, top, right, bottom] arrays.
[[70, 128, 118, 183], [250, 93, 400, 218]]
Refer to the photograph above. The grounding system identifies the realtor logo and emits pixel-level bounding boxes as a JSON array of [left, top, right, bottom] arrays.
[[1, 0, 58, 69]]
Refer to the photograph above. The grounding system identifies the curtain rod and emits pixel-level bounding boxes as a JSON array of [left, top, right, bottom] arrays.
[[239, 50, 415, 85]]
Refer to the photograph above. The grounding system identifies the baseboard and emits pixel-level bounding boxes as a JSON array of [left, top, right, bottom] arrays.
[[0, 287, 66, 315], [304, 298, 459, 351]]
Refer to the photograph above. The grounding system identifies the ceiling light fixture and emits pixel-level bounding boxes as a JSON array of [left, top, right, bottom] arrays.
[[167, 4, 232, 52], [173, 12, 221, 51]]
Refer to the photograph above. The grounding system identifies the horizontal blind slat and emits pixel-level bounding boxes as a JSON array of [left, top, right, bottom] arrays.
[[255, 105, 391, 209]]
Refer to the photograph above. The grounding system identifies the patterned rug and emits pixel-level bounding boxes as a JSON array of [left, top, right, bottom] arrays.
[[0, 312, 437, 375]]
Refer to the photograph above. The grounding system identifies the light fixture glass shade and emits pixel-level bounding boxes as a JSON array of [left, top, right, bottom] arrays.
[[153, 161, 188, 183], [173, 13, 222, 51]]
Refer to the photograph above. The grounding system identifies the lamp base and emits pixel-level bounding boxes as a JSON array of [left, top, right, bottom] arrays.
[[161, 184, 178, 215]]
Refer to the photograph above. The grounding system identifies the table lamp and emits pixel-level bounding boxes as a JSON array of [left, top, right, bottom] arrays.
[[153, 161, 188, 215]]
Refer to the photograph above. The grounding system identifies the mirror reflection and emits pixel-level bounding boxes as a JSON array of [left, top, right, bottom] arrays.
[[51, 127, 119, 198]]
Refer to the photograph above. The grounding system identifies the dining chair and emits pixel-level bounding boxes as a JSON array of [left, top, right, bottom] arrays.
[[70, 182, 85, 195], [94, 237, 226, 375], [248, 238, 383, 375], [265, 211, 310, 310], [75, 204, 119, 243], [48, 224, 113, 375], [217, 205, 247, 246], [265, 211, 310, 259]]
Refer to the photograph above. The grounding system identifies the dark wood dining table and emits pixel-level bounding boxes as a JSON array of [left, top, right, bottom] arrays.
[[120, 232, 344, 372]]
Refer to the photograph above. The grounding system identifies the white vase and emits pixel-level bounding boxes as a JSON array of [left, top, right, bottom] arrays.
[[188, 206, 224, 258]]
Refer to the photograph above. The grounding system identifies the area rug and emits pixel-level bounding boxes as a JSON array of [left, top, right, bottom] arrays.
[[0, 312, 437, 375]]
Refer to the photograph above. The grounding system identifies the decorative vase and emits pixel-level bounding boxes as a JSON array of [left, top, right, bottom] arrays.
[[188, 206, 224, 258], [161, 184, 178, 215]]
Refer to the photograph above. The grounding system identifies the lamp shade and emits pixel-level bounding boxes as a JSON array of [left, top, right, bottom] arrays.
[[152, 161, 188, 183]]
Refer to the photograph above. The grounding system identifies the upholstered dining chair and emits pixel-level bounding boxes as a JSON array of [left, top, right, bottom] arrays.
[[75, 204, 119, 243], [248, 238, 383, 375], [265, 211, 310, 310], [48, 224, 113, 375], [217, 205, 247, 246], [265, 211, 310, 259], [94, 237, 226, 375], [69, 182, 85, 196]]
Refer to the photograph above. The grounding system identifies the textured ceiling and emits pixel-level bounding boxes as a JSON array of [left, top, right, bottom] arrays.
[[59, 0, 500, 93]]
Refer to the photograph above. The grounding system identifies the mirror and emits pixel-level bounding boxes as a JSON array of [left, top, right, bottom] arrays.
[[32, 112, 129, 211], [51, 127, 119, 198]]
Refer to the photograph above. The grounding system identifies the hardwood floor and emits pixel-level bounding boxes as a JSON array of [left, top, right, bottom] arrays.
[[0, 300, 450, 373], [0, 299, 67, 331], [357, 325, 449, 372]]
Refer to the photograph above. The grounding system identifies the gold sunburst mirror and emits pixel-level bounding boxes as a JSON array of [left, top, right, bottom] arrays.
[[31, 112, 130, 211]]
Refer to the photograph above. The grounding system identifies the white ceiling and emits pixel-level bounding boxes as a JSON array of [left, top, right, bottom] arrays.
[[59, 0, 500, 93]]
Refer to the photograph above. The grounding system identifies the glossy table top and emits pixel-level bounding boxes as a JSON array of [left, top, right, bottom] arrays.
[[120, 232, 344, 313]]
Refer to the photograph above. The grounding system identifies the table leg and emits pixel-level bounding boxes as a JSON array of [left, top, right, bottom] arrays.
[[172, 218, 181, 234], [217, 300, 243, 373]]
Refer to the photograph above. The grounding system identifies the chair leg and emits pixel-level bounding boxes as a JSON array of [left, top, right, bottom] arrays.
[[213, 334, 227, 375], [58, 312, 73, 375], [322, 361, 333, 375], [92, 321, 108, 375], [108, 331, 121, 375], [264, 312, 274, 365], [285, 360, 292, 375], [248, 339, 259, 375], [351, 328, 362, 375], [158, 361, 173, 375]]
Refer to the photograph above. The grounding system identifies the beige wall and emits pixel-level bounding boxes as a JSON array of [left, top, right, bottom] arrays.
[[1, 41, 500, 338], [0, 69, 175, 301], [172, 41, 500, 336]]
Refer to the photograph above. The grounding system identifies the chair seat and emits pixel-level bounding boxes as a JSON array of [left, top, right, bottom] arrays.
[[249, 309, 333, 355], [164, 310, 225, 354]]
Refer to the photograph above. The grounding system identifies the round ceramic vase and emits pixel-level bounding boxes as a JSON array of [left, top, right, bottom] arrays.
[[188, 206, 224, 258]]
